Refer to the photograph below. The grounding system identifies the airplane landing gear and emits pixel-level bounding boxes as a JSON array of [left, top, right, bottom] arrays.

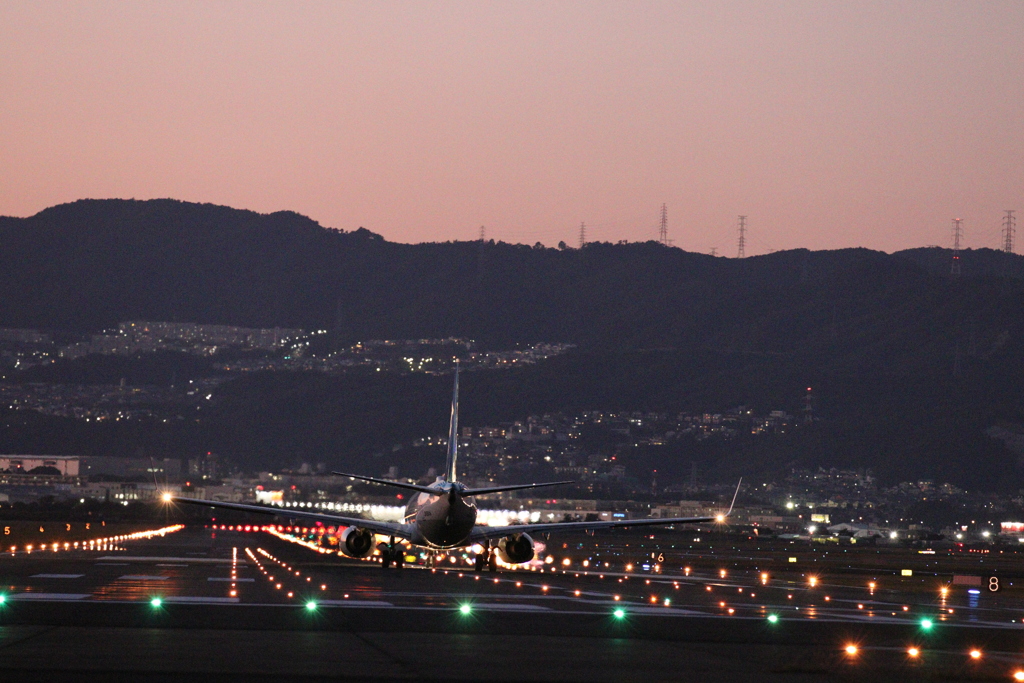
[[381, 537, 404, 569], [474, 545, 498, 573]]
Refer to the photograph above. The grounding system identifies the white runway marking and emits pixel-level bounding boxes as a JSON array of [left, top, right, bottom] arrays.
[[119, 575, 169, 580], [30, 574, 84, 579], [162, 596, 240, 604], [317, 599, 394, 607], [471, 603, 553, 612], [98, 556, 242, 564], [208, 577, 254, 582], [156, 563, 188, 567], [7, 593, 90, 601]]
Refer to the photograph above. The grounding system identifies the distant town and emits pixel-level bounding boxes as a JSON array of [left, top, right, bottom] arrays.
[[0, 322, 574, 422]]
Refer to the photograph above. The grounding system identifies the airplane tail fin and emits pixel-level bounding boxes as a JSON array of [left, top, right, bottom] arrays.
[[725, 478, 743, 516], [444, 362, 460, 482]]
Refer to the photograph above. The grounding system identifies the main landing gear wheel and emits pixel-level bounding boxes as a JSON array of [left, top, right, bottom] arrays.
[[474, 554, 485, 573], [382, 547, 405, 569]]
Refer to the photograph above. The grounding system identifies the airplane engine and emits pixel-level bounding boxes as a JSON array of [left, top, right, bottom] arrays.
[[496, 533, 535, 564], [339, 526, 374, 558]]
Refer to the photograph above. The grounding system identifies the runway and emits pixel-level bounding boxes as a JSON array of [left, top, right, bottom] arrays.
[[2, 525, 1024, 681]]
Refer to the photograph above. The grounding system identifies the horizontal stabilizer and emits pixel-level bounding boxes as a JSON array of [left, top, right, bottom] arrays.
[[331, 472, 440, 495], [462, 480, 574, 496]]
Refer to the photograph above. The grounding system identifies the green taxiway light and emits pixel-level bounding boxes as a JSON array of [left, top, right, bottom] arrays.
[[920, 618, 933, 630], [459, 604, 472, 615], [767, 614, 779, 624], [306, 601, 317, 611], [150, 598, 162, 608], [0, 595, 6, 605], [613, 608, 626, 619]]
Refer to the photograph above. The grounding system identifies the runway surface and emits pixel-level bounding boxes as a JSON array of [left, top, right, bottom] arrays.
[[2, 524, 1024, 681]]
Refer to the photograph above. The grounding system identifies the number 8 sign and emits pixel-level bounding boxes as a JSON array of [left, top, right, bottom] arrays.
[[988, 576, 1001, 592]]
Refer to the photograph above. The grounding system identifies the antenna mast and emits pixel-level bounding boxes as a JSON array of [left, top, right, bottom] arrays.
[[659, 204, 668, 245], [579, 222, 586, 249]]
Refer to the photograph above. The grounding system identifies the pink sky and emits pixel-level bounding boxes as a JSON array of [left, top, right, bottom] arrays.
[[1, 1, 1022, 255]]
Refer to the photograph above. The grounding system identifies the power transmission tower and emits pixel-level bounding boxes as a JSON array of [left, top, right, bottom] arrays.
[[737, 216, 747, 258], [579, 222, 586, 249], [951, 218, 963, 277], [659, 204, 668, 245], [477, 226, 486, 286], [1003, 210, 1016, 254]]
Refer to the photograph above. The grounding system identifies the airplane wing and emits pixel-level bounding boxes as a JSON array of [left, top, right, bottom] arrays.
[[462, 480, 574, 496], [169, 496, 415, 540], [467, 515, 718, 543], [468, 478, 742, 543], [331, 472, 441, 495]]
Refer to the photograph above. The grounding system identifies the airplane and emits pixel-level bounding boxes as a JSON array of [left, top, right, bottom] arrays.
[[169, 363, 741, 571]]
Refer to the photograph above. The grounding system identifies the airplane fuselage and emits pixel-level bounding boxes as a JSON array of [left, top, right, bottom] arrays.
[[403, 482, 478, 548]]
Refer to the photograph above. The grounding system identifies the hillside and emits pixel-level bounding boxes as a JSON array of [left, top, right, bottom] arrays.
[[1, 199, 1023, 489]]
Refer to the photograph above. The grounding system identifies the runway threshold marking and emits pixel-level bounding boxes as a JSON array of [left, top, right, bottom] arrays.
[[208, 577, 255, 582], [317, 600, 393, 607], [6, 593, 90, 601], [162, 597, 241, 604]]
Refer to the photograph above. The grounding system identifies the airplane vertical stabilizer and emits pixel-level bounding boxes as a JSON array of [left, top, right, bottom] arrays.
[[444, 362, 460, 482]]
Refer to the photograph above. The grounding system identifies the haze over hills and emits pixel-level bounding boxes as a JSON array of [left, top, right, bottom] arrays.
[[1, 199, 1023, 491]]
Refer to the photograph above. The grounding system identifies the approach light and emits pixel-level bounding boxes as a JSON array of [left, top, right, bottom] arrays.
[[844, 644, 858, 656], [150, 598, 162, 608], [920, 618, 933, 630], [613, 608, 626, 619], [161, 492, 173, 503], [1014, 671, 1024, 682], [305, 601, 317, 611], [459, 604, 472, 615], [969, 649, 981, 660], [767, 614, 778, 624], [907, 647, 920, 658]]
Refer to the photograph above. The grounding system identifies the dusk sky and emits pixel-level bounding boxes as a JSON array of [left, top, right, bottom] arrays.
[[2, 1, 1022, 255]]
